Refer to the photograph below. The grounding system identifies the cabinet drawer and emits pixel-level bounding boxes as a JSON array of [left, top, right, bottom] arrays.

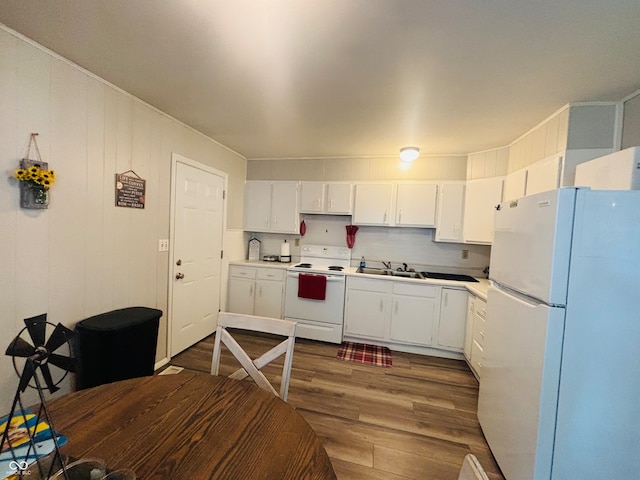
[[347, 277, 391, 293], [471, 339, 483, 376], [256, 268, 284, 281], [472, 312, 486, 347], [229, 265, 257, 279], [475, 297, 487, 319], [392, 282, 437, 297]]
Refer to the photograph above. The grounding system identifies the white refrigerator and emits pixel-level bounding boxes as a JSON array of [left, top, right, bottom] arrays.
[[477, 187, 640, 480]]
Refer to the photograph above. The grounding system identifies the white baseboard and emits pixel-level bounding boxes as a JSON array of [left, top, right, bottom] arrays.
[[154, 357, 170, 371]]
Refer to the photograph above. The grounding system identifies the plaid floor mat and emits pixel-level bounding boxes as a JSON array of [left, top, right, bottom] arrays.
[[336, 341, 392, 367]]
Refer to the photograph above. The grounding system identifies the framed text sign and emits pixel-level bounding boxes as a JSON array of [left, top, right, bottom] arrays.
[[115, 171, 146, 209]]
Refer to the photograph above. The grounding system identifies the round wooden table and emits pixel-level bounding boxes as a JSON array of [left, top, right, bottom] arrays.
[[46, 371, 336, 479]]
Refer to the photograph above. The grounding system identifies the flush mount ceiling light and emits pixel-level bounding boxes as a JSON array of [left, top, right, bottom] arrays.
[[400, 146, 419, 162]]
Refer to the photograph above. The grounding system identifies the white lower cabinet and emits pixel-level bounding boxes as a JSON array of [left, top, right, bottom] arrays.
[[436, 288, 467, 350], [463, 294, 486, 379], [344, 278, 390, 339], [227, 265, 285, 319], [346, 277, 467, 353], [389, 283, 437, 346]]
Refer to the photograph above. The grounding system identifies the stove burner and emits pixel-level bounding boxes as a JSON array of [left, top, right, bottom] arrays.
[[295, 263, 312, 268], [328, 266, 344, 271]]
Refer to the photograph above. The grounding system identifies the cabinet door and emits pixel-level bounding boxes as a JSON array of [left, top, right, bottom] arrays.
[[270, 182, 299, 233], [463, 294, 475, 361], [353, 184, 393, 225], [395, 183, 438, 227], [243, 182, 272, 232], [228, 277, 255, 315], [390, 295, 436, 345], [525, 154, 561, 196], [463, 177, 504, 244], [344, 289, 388, 339], [503, 168, 527, 201], [254, 279, 284, 318], [326, 183, 353, 214], [300, 182, 324, 213], [435, 182, 465, 242], [437, 288, 468, 350]]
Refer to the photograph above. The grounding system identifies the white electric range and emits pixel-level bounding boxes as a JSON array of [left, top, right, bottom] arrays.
[[284, 245, 351, 343]]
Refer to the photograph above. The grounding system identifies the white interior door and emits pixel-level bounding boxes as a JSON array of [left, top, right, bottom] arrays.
[[170, 156, 225, 356]]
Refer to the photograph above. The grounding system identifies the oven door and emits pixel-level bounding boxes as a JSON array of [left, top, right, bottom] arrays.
[[284, 272, 345, 325]]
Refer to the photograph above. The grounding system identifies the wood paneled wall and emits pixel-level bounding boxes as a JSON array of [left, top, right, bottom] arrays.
[[247, 155, 468, 181], [0, 27, 246, 412]]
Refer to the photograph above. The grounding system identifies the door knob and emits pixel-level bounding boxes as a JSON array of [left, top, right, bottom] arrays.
[[175, 272, 185, 280]]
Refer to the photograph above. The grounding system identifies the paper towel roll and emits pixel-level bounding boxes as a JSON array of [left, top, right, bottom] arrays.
[[280, 241, 290, 257]]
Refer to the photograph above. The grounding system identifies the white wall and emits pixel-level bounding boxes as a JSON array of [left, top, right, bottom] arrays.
[[622, 90, 640, 149], [0, 27, 246, 412]]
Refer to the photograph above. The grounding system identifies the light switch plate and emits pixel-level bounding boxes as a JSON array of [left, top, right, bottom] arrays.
[[159, 239, 169, 251]]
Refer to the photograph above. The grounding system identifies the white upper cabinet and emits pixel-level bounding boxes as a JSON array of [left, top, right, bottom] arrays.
[[326, 183, 353, 214], [395, 183, 438, 227], [525, 154, 562, 196], [463, 176, 504, 245], [353, 183, 394, 225], [503, 154, 562, 202], [300, 182, 353, 215], [243, 181, 272, 232], [299, 182, 324, 213], [435, 182, 465, 243], [353, 182, 438, 227], [243, 181, 300, 234], [503, 168, 527, 201]]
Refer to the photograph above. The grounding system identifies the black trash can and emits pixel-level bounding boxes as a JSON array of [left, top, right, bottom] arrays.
[[75, 307, 162, 389]]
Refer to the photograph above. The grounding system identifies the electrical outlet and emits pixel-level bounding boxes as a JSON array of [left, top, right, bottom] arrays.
[[159, 239, 169, 252], [461, 249, 469, 259], [294, 238, 300, 247]]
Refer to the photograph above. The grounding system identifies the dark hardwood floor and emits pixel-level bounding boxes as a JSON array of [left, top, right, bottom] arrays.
[[169, 332, 505, 480]]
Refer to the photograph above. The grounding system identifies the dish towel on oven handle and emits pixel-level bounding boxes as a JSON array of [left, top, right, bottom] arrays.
[[297, 273, 327, 300]]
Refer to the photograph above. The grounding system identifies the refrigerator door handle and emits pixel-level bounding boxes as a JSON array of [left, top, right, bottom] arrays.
[[491, 280, 552, 308]]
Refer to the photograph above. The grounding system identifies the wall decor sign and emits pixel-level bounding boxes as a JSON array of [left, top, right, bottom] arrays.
[[115, 170, 146, 209]]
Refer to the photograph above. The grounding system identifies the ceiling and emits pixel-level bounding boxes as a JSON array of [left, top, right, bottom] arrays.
[[1, 1, 639, 160]]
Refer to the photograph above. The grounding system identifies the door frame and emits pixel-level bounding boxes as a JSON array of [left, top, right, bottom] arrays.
[[167, 152, 228, 360]]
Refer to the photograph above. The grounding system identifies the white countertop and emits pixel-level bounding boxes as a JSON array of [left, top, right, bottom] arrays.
[[229, 259, 291, 269], [229, 260, 490, 299]]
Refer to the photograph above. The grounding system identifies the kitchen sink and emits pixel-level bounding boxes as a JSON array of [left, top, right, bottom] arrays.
[[356, 267, 422, 279], [421, 271, 479, 282], [356, 268, 477, 282], [389, 271, 422, 278]]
